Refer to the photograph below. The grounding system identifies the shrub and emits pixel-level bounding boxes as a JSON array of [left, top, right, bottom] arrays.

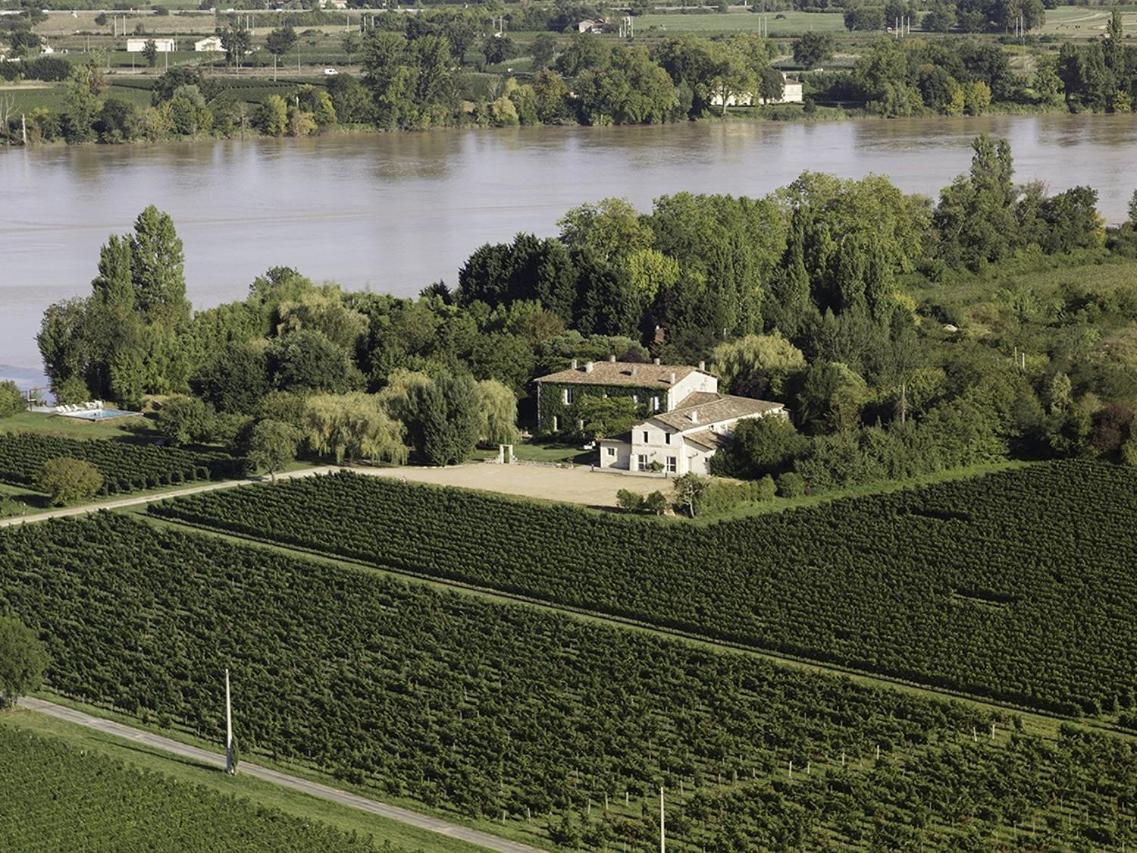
[[695, 477, 776, 517], [25, 56, 71, 82], [37, 457, 103, 506], [642, 490, 668, 515], [0, 381, 24, 418], [616, 488, 643, 512], [0, 615, 48, 708], [777, 471, 806, 497]]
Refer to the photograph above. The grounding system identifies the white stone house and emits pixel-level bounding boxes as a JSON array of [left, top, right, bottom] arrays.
[[535, 358, 719, 435], [126, 37, 176, 53], [599, 390, 786, 476], [534, 357, 786, 475], [194, 36, 224, 52]]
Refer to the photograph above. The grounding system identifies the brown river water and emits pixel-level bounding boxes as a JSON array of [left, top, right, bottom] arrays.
[[3, 113, 1137, 378]]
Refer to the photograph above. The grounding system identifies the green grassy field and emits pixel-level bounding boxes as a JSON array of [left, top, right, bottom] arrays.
[[635, 9, 849, 36], [0, 710, 485, 852], [0, 411, 149, 439], [471, 440, 591, 464], [1040, 5, 1137, 38], [0, 81, 156, 113], [0, 481, 50, 519]]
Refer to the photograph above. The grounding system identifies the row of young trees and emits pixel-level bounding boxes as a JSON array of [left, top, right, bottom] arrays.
[[17, 510, 1134, 849], [8, 63, 344, 146], [152, 460, 1137, 716], [0, 727, 375, 851], [818, 10, 1137, 117], [360, 30, 786, 131], [0, 432, 233, 495]]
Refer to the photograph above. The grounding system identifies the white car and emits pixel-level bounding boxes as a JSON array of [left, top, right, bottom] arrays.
[[323, 67, 338, 76]]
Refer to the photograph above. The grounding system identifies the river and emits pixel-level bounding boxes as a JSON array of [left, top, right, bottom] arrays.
[[3, 113, 1137, 381]]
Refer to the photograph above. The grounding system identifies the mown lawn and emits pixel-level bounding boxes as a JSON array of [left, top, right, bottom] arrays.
[[635, 9, 849, 36], [472, 440, 593, 465], [0, 411, 150, 440]]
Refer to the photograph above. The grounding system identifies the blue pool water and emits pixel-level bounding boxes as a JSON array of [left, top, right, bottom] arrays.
[[62, 408, 137, 421]]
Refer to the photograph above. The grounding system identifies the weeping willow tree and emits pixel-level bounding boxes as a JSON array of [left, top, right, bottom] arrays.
[[302, 392, 408, 465], [476, 378, 520, 446]]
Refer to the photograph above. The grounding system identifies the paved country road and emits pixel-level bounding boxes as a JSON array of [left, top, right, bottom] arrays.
[[19, 697, 540, 853]]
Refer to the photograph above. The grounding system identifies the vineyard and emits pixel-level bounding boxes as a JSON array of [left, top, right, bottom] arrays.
[[0, 432, 236, 495], [151, 460, 1137, 717], [0, 725, 374, 852], [0, 514, 1134, 848]]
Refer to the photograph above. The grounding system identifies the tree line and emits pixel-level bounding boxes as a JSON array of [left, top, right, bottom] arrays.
[[38, 138, 1137, 485]]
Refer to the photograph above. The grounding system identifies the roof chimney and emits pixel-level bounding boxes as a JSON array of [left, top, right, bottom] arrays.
[[584, 361, 594, 373], [608, 354, 616, 362], [689, 410, 699, 423], [699, 359, 706, 371], [669, 371, 676, 384], [571, 358, 578, 370], [630, 366, 638, 377], [653, 357, 661, 365]]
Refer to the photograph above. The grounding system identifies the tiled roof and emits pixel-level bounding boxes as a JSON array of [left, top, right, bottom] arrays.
[[676, 391, 720, 409], [536, 361, 701, 388], [684, 429, 727, 451], [650, 394, 784, 432]]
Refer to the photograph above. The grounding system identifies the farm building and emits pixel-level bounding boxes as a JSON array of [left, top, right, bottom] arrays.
[[534, 358, 787, 475], [576, 18, 606, 33], [711, 73, 805, 108], [126, 38, 176, 53], [194, 36, 223, 52]]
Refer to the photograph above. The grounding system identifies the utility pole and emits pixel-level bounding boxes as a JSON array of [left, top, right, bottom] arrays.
[[659, 786, 665, 852], [224, 668, 236, 775]]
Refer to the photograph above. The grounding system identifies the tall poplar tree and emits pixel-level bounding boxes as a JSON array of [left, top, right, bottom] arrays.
[[130, 205, 189, 326]]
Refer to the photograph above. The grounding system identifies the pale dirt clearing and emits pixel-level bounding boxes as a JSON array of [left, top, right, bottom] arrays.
[[352, 463, 670, 507]]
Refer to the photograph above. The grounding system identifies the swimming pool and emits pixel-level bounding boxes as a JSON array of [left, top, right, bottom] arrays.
[[59, 408, 138, 421]]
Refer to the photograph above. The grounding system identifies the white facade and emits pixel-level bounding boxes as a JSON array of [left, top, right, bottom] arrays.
[[599, 397, 788, 476], [126, 38, 176, 53], [663, 370, 717, 410], [712, 74, 804, 107], [194, 36, 223, 52]]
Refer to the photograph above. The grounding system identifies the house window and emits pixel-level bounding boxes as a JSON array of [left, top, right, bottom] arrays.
[[666, 456, 677, 473], [606, 447, 616, 457], [636, 454, 648, 470], [665, 433, 671, 445], [642, 431, 649, 444], [562, 387, 574, 405], [651, 396, 660, 411], [552, 415, 559, 432]]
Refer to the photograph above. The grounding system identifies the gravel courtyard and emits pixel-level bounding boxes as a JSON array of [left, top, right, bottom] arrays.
[[357, 463, 668, 507]]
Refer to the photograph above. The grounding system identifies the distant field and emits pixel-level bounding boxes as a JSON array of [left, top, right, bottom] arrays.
[[0, 81, 154, 113], [1040, 5, 1137, 37], [635, 9, 849, 35], [37, 10, 223, 36]]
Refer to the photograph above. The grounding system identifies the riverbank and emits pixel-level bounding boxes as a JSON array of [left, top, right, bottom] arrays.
[[4, 113, 1137, 372], [1, 85, 1081, 148]]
